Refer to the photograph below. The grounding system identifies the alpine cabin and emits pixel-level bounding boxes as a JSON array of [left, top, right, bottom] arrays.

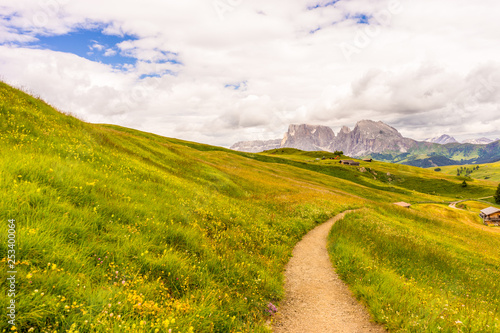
[[480, 207, 500, 226]]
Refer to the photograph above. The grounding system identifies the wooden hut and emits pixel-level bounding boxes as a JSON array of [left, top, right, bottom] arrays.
[[479, 207, 500, 226]]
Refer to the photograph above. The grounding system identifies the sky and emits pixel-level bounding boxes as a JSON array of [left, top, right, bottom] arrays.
[[0, 0, 499, 147]]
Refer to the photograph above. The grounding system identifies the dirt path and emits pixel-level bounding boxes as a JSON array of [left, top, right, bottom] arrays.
[[272, 211, 386, 333], [449, 196, 494, 210]]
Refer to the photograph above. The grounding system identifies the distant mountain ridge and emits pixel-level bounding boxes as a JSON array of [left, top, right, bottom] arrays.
[[230, 139, 281, 153], [424, 134, 458, 145], [232, 120, 416, 157], [462, 137, 494, 145], [230, 121, 500, 167], [424, 135, 496, 145]]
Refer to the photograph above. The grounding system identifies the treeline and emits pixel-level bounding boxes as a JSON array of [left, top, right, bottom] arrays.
[[457, 165, 480, 176]]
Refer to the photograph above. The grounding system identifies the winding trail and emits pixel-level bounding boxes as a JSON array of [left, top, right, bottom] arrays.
[[449, 196, 494, 210], [273, 211, 386, 333]]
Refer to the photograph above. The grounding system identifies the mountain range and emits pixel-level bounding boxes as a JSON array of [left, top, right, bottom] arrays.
[[230, 120, 500, 167], [424, 134, 496, 145]]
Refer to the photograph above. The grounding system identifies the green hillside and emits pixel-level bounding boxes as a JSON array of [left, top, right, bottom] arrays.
[[371, 141, 500, 167], [436, 162, 500, 183], [1, 82, 500, 332]]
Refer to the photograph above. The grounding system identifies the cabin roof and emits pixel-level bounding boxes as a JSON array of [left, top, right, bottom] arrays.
[[394, 202, 411, 208], [480, 207, 500, 216], [341, 160, 359, 164]]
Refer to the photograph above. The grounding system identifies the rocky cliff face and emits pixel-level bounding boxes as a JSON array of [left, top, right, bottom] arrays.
[[330, 120, 417, 156], [230, 120, 417, 156], [280, 124, 336, 151]]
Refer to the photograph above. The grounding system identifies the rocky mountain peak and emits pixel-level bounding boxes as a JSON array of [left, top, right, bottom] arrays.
[[231, 120, 416, 156], [229, 121, 500, 165], [339, 126, 351, 134], [354, 120, 403, 139], [425, 134, 458, 145], [281, 124, 336, 151], [330, 120, 413, 156]]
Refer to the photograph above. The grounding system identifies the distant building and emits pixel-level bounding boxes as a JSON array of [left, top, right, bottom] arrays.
[[363, 158, 373, 162], [340, 160, 360, 166], [394, 202, 411, 208], [479, 207, 500, 226]]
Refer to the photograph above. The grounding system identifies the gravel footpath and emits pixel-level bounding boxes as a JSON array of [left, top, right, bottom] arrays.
[[272, 211, 386, 333]]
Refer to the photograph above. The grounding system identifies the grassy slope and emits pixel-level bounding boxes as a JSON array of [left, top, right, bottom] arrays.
[[371, 141, 500, 167], [263, 142, 500, 332], [0, 82, 367, 332], [437, 162, 500, 182], [328, 205, 500, 332], [260, 149, 494, 202], [0, 82, 499, 332]]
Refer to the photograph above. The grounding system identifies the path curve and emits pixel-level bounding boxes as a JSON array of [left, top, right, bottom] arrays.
[[449, 196, 494, 210], [273, 211, 386, 333]]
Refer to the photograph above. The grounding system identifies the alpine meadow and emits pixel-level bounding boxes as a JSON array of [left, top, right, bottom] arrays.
[[1, 81, 500, 333]]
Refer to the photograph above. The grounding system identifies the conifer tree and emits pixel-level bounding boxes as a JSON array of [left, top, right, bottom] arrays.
[[495, 183, 500, 204]]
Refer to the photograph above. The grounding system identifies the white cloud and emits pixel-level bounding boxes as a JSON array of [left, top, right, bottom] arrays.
[[90, 41, 104, 51], [0, 0, 500, 146], [103, 48, 117, 57]]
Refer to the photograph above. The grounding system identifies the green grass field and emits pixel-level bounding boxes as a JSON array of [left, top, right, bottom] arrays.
[[1, 81, 499, 332], [435, 162, 500, 182], [328, 204, 500, 332]]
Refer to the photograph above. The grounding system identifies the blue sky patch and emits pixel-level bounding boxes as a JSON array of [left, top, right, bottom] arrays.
[[349, 14, 371, 24], [138, 50, 183, 66], [33, 29, 138, 67], [139, 69, 177, 80], [0, 23, 181, 76], [307, 0, 340, 10], [225, 81, 248, 91], [309, 26, 321, 34], [139, 73, 162, 80]]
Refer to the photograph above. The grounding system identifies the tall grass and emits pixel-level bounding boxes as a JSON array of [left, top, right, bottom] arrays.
[[0, 82, 363, 332], [328, 205, 500, 332]]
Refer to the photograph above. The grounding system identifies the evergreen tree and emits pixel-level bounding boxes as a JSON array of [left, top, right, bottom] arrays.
[[461, 180, 467, 188], [495, 183, 500, 204]]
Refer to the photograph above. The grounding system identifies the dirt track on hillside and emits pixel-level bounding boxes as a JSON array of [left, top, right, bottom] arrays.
[[272, 211, 386, 333]]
